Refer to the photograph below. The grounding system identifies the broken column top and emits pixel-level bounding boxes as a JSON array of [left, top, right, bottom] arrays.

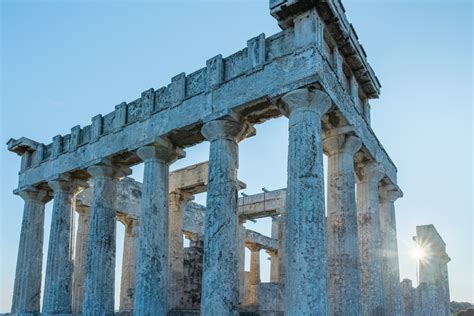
[[415, 224, 450, 261]]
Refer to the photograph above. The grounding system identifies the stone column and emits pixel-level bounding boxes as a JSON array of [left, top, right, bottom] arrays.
[[267, 249, 279, 283], [323, 132, 363, 315], [43, 176, 86, 314], [400, 279, 415, 316], [168, 190, 192, 310], [83, 161, 130, 315], [200, 119, 248, 315], [246, 244, 261, 306], [72, 204, 90, 314], [11, 187, 51, 314], [134, 144, 182, 315], [238, 220, 247, 304], [379, 184, 403, 316], [269, 216, 279, 283], [280, 88, 331, 315], [119, 217, 138, 313], [277, 212, 286, 284], [356, 161, 386, 316]]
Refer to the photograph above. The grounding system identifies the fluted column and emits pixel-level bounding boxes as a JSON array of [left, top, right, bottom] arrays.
[[277, 212, 286, 283], [83, 161, 130, 316], [238, 220, 247, 304], [168, 190, 192, 310], [246, 244, 261, 305], [323, 132, 363, 316], [72, 204, 90, 314], [280, 88, 331, 315], [119, 217, 138, 313], [267, 249, 279, 283], [356, 161, 386, 316], [379, 184, 403, 316], [200, 119, 249, 315], [43, 176, 86, 314], [134, 144, 183, 315], [11, 187, 51, 314]]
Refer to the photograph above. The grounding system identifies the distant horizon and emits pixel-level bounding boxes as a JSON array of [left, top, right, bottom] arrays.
[[1, 0, 472, 312]]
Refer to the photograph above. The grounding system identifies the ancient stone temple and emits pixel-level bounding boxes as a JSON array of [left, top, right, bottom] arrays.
[[6, 0, 407, 315], [401, 225, 451, 316]]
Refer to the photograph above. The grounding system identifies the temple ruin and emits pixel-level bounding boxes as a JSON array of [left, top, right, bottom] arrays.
[[401, 225, 451, 316], [4, 0, 427, 315]]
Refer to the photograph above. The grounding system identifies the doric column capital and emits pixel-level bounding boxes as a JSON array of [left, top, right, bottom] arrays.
[[279, 88, 332, 117], [265, 249, 278, 257], [323, 134, 362, 156], [379, 184, 403, 203], [356, 161, 385, 183], [16, 186, 52, 203], [137, 144, 184, 164], [169, 189, 194, 204], [48, 174, 88, 195], [201, 119, 252, 143], [75, 204, 90, 216], [246, 243, 262, 253], [87, 159, 131, 180]]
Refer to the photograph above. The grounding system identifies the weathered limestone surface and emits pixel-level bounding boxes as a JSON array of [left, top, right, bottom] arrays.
[[71, 204, 90, 314], [416, 225, 451, 316], [269, 217, 279, 282], [417, 282, 437, 316], [379, 184, 404, 316], [280, 88, 331, 315], [200, 119, 248, 315], [43, 176, 86, 314], [256, 283, 283, 313], [119, 217, 138, 313], [83, 162, 130, 315], [246, 244, 261, 306], [323, 132, 363, 316], [400, 279, 415, 316], [134, 145, 183, 315], [356, 161, 386, 316], [183, 237, 204, 310], [11, 188, 50, 314], [168, 190, 193, 310]]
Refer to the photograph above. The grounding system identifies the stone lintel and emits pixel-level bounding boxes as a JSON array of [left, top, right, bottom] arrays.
[[7, 137, 40, 155], [238, 188, 286, 219], [11, 29, 397, 190], [245, 229, 278, 252]]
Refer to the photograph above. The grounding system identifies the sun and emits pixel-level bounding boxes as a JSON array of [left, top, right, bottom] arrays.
[[412, 245, 426, 261]]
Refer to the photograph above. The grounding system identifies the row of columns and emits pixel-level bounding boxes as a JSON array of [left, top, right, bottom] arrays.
[[280, 88, 403, 316], [11, 87, 402, 316]]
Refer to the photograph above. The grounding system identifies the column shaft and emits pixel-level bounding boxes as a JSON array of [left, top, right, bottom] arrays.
[[356, 162, 386, 316], [269, 217, 279, 282], [246, 246, 261, 305], [83, 163, 129, 315], [135, 145, 181, 315], [43, 177, 85, 314], [168, 191, 190, 310], [200, 119, 246, 316], [72, 205, 90, 314], [119, 218, 138, 312], [281, 88, 331, 315], [380, 185, 403, 316], [11, 188, 50, 314], [238, 221, 247, 304], [324, 134, 362, 315], [277, 213, 286, 283]]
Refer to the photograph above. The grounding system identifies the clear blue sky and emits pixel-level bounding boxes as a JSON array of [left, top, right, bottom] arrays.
[[1, 0, 472, 312]]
